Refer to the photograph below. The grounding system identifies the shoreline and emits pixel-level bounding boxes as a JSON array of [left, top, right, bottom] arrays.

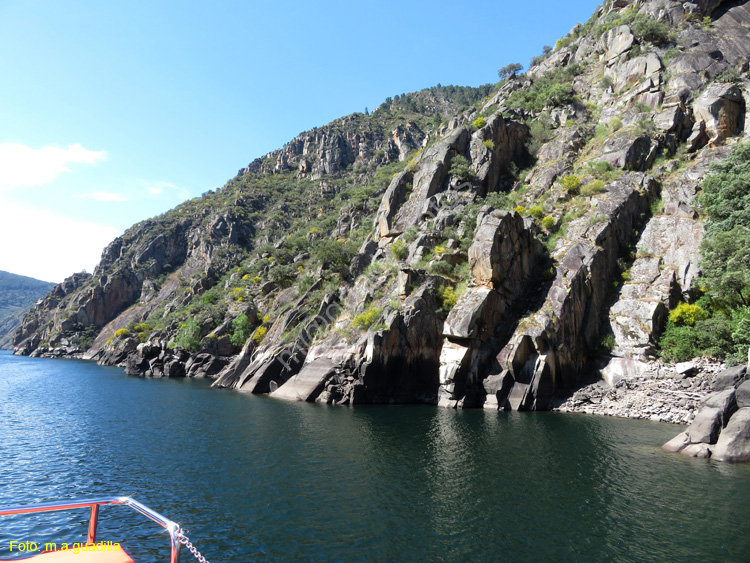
[[6, 348, 722, 425], [553, 359, 723, 425]]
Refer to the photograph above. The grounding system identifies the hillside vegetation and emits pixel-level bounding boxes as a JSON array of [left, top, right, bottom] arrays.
[[12, 0, 750, 411]]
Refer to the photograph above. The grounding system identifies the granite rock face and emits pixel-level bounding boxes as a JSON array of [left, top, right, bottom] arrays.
[[663, 362, 750, 462], [693, 84, 746, 145], [713, 408, 750, 462], [10, 0, 750, 459]]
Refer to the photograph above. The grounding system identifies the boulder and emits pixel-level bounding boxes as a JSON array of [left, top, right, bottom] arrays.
[[736, 380, 750, 408], [675, 361, 697, 378], [681, 443, 712, 459], [654, 105, 689, 134], [374, 170, 412, 239], [686, 120, 709, 152], [713, 408, 750, 462], [712, 365, 747, 391], [185, 353, 229, 378], [271, 358, 336, 402], [686, 407, 723, 444], [599, 135, 653, 170], [468, 210, 543, 287], [693, 83, 746, 145], [611, 53, 662, 92], [97, 336, 139, 366], [600, 357, 651, 387], [604, 25, 634, 62], [662, 431, 689, 453], [702, 388, 737, 422]]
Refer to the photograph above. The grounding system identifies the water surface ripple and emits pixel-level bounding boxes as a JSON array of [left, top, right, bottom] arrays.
[[1, 351, 749, 562]]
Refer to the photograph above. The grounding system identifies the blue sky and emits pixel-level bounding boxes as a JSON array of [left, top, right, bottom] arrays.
[[0, 0, 600, 282]]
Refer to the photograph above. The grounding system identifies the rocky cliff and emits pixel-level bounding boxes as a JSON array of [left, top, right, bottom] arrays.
[[0, 271, 55, 349], [13, 0, 750, 448]]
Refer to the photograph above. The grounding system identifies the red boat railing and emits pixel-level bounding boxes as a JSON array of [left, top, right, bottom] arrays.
[[0, 496, 181, 563]]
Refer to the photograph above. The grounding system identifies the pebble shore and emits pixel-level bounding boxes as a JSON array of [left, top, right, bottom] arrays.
[[553, 359, 725, 424]]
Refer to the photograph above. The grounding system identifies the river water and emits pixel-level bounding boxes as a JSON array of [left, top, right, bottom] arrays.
[[0, 350, 749, 562]]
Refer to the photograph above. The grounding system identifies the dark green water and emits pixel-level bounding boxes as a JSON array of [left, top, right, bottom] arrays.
[[1, 350, 749, 562]]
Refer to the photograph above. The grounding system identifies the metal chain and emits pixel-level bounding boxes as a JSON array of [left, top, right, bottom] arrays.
[[176, 528, 210, 563]]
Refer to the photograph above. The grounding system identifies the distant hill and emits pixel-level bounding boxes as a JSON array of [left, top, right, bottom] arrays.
[[0, 271, 55, 349]]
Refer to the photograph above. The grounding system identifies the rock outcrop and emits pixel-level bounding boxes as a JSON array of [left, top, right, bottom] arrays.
[[12, 0, 750, 461], [662, 362, 750, 461]]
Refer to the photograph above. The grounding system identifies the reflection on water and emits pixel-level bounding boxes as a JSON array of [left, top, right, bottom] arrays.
[[1, 351, 750, 562]]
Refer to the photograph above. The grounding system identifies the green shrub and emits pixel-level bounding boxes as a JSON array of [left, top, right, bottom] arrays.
[[484, 192, 511, 209], [658, 324, 703, 362], [634, 117, 656, 136], [650, 198, 663, 215], [297, 274, 316, 293], [391, 240, 408, 260], [437, 283, 466, 315], [632, 15, 670, 44], [660, 310, 750, 364], [230, 313, 254, 347], [314, 239, 358, 277], [541, 216, 555, 231], [472, 116, 486, 129], [352, 306, 383, 330], [514, 205, 526, 214], [659, 146, 750, 363], [482, 140, 495, 150], [669, 302, 709, 327], [700, 227, 750, 307], [268, 264, 296, 287], [132, 323, 151, 343], [174, 318, 201, 352], [560, 175, 581, 194], [529, 118, 555, 143], [498, 63, 523, 80], [609, 117, 622, 131], [599, 333, 616, 352], [581, 180, 606, 196], [429, 260, 454, 276], [201, 289, 219, 304], [449, 155, 475, 181], [715, 69, 740, 83], [403, 227, 418, 243], [506, 64, 581, 112], [114, 328, 130, 339], [251, 326, 267, 345], [729, 307, 750, 363], [662, 47, 680, 63], [699, 142, 750, 234], [529, 205, 545, 220], [586, 160, 620, 183]]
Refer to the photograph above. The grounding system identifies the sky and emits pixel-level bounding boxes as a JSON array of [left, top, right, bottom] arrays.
[[0, 0, 601, 283]]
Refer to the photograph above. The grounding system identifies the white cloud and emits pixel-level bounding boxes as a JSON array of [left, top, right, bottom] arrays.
[[74, 191, 128, 202], [0, 143, 106, 190], [0, 202, 119, 283], [140, 180, 190, 200]]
